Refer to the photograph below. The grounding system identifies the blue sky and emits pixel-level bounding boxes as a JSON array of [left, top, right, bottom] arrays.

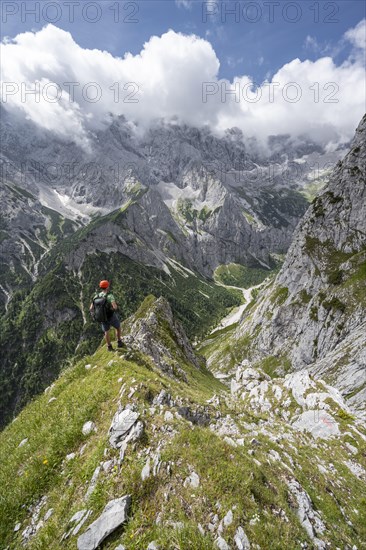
[[2, 0, 365, 82]]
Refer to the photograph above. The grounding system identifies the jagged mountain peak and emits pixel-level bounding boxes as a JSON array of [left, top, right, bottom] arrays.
[[279, 112, 366, 282]]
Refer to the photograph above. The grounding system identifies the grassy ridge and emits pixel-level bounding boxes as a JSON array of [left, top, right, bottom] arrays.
[[0, 251, 241, 429], [0, 334, 225, 549], [1, 307, 365, 549]]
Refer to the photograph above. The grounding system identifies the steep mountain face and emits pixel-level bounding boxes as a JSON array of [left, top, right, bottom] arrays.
[[233, 114, 366, 415], [1, 106, 344, 307], [1, 296, 365, 549], [57, 181, 291, 280], [0, 180, 79, 312]]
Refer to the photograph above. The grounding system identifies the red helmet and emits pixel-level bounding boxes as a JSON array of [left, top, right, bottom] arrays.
[[99, 280, 110, 289]]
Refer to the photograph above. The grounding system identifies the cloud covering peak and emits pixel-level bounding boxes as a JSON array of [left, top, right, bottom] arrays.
[[1, 21, 365, 150]]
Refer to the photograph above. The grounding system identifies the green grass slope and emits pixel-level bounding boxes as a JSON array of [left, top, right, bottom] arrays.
[[0, 250, 240, 429], [1, 297, 365, 549]]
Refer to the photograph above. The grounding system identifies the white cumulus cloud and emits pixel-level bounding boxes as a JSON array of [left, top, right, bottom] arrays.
[[344, 18, 366, 51], [1, 21, 365, 150]]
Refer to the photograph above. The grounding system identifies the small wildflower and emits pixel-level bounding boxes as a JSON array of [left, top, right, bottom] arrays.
[[43, 459, 48, 465]]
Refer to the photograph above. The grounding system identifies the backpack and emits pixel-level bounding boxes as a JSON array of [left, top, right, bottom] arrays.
[[92, 294, 112, 323]]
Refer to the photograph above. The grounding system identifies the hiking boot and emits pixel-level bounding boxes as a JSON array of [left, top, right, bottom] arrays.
[[117, 340, 126, 349], [107, 344, 115, 352]]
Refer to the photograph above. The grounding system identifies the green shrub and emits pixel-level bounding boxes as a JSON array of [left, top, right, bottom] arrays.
[[304, 236, 322, 254], [328, 270, 343, 285], [312, 197, 325, 217], [270, 286, 289, 306], [299, 289, 312, 304], [325, 191, 342, 204], [309, 306, 318, 321], [337, 408, 355, 421], [322, 297, 346, 313]]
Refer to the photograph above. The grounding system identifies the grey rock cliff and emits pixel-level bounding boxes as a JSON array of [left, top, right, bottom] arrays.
[[237, 114, 366, 413], [122, 295, 205, 380]]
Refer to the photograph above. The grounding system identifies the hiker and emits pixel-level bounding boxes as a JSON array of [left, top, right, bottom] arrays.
[[90, 280, 125, 352]]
